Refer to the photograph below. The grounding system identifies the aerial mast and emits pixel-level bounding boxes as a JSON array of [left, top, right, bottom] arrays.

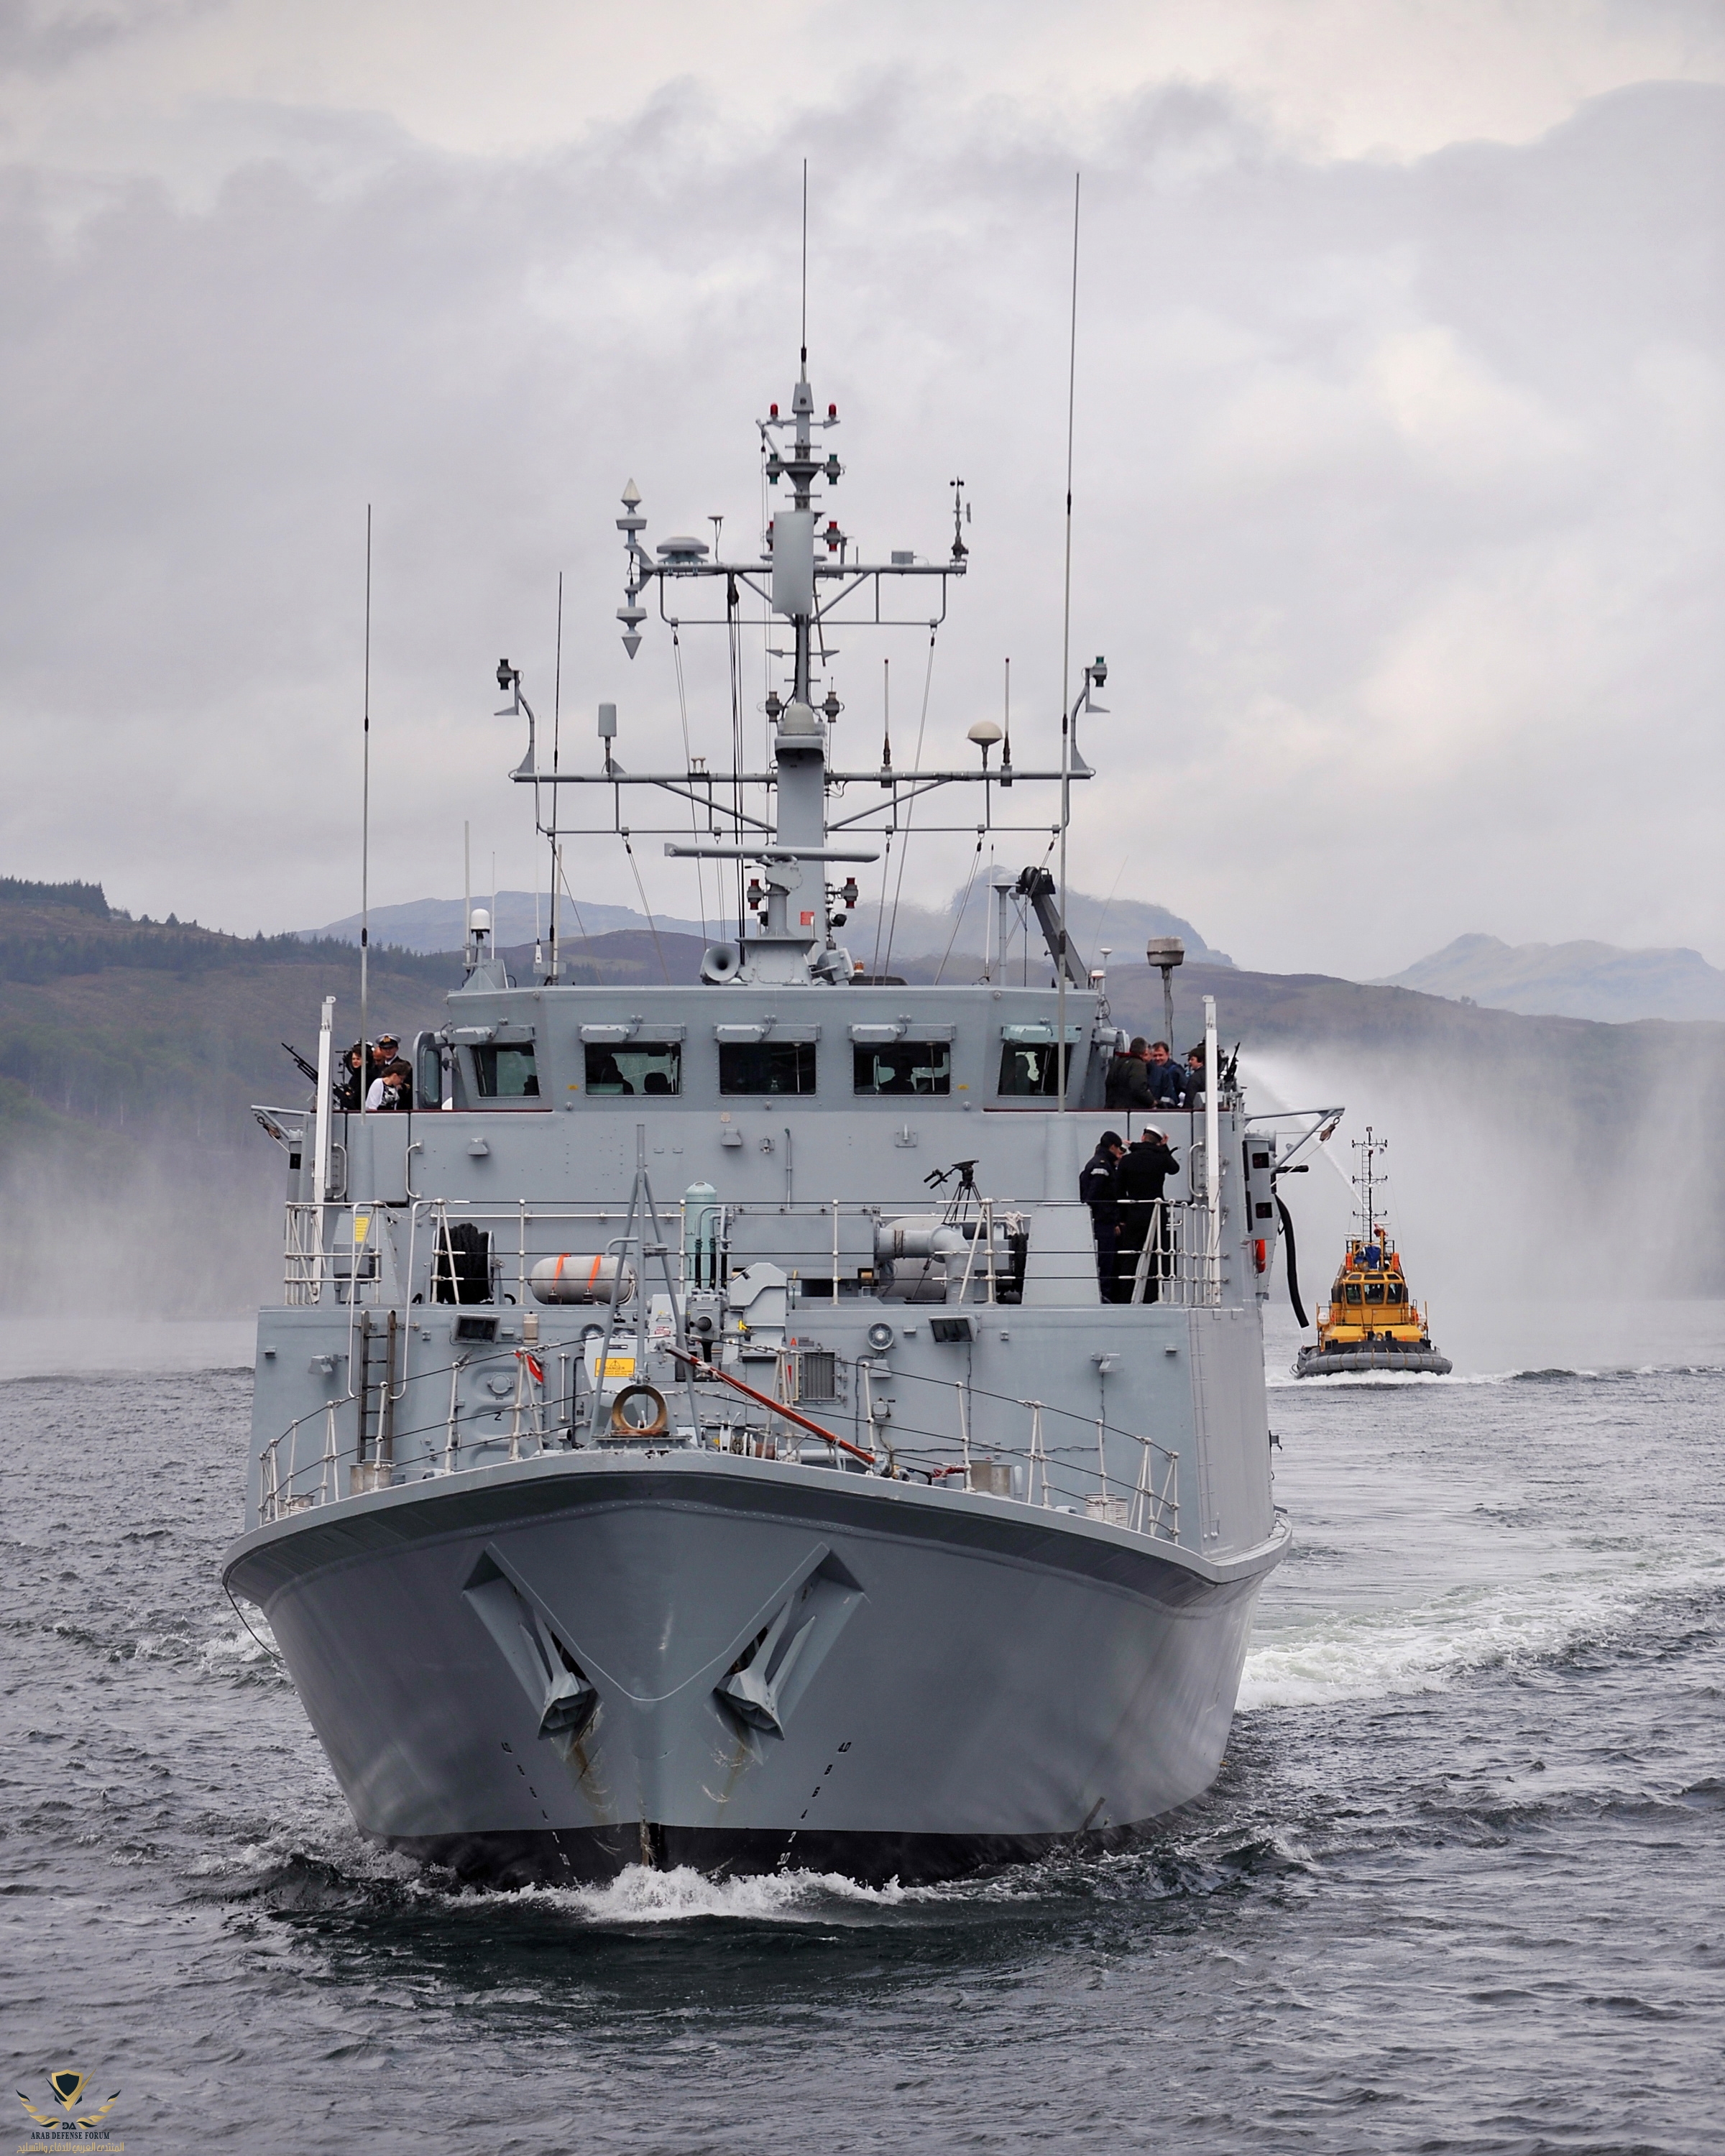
[[1353, 1127, 1386, 1246]]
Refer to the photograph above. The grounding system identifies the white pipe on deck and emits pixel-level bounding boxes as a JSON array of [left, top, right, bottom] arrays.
[[1203, 992, 1220, 1297], [313, 995, 335, 1296]]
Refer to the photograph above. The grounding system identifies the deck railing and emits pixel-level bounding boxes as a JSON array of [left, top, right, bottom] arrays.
[[277, 1194, 1221, 1312], [255, 1332, 1182, 1549], [260, 1180, 1203, 1542]]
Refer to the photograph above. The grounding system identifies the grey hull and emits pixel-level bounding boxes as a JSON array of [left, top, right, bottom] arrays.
[[224, 1451, 1287, 1886], [1294, 1345, 1453, 1377]]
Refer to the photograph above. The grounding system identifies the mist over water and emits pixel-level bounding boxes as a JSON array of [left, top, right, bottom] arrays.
[[0, 1151, 281, 1320], [1241, 1044, 1719, 1370], [3, 1299, 1721, 2151]]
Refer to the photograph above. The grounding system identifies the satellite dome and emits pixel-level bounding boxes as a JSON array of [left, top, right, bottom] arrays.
[[656, 536, 709, 561]]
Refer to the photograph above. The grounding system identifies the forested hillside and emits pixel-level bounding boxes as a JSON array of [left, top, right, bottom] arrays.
[[3, 881, 1719, 1311], [0, 885, 688, 1312]]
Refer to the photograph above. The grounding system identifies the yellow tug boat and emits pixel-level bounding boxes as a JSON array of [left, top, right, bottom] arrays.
[[1295, 1128, 1451, 1377]]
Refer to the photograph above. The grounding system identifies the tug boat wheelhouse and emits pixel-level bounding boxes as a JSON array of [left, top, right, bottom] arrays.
[[1294, 1128, 1450, 1377], [222, 333, 1332, 1886]]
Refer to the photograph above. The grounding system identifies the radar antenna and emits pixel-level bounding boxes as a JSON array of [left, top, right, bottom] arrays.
[[499, 179, 1110, 992]]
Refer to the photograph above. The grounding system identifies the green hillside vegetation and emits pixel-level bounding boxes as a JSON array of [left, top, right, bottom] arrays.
[[1106, 961, 1725, 1291], [0, 894, 730, 1312], [3, 886, 1719, 1309], [0, 890, 467, 1313]]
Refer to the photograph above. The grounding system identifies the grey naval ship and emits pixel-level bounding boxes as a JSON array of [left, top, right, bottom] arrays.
[[224, 345, 1337, 1886]]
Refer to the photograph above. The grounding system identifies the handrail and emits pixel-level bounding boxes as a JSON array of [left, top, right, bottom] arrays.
[[278, 1191, 1223, 1309], [257, 1323, 1182, 1542]]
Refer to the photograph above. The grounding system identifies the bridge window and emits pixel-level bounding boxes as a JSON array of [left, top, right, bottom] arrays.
[[585, 1043, 682, 1096], [997, 1044, 1072, 1097], [855, 1042, 952, 1095], [1385, 1280, 1406, 1303], [473, 1045, 538, 1098], [720, 1041, 818, 1095], [1363, 1284, 1386, 1303], [1343, 1283, 1363, 1304]]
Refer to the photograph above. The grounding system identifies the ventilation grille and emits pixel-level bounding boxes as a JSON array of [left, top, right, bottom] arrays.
[[794, 1350, 839, 1403]]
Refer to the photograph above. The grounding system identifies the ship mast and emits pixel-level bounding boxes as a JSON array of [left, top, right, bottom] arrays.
[[505, 327, 1110, 998], [1351, 1126, 1387, 1247]]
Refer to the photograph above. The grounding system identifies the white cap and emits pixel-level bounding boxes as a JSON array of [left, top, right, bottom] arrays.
[[469, 908, 491, 933]]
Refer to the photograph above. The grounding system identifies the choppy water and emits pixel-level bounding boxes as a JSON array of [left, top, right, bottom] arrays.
[[4, 1317, 1723, 2154]]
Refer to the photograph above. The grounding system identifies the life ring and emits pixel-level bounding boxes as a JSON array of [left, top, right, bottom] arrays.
[[610, 1383, 668, 1439]]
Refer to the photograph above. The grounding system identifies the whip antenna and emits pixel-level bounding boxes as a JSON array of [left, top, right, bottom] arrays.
[[549, 570, 563, 982], [1056, 175, 1080, 1114], [359, 503, 372, 1120]]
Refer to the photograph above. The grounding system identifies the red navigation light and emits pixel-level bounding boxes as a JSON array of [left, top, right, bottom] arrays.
[[770, 402, 779, 418], [828, 403, 837, 418]]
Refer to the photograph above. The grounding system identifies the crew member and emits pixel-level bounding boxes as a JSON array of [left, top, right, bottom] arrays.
[[1104, 1037, 1153, 1115], [1145, 1041, 1184, 1108], [335, 1041, 369, 1114], [364, 1066, 409, 1112], [370, 1033, 413, 1110], [1079, 1131, 1127, 1302], [1115, 1126, 1180, 1302]]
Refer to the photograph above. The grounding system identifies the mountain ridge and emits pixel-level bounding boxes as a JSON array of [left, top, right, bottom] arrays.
[[4, 888, 1720, 1310], [305, 884, 1232, 968], [1376, 931, 1725, 1023]]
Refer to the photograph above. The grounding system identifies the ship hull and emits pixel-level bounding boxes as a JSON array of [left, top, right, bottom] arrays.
[[1294, 1344, 1453, 1377], [224, 1452, 1287, 1886]]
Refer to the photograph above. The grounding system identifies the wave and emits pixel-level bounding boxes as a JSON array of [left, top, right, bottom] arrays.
[[1267, 1362, 1725, 1390], [213, 1838, 924, 1925], [1267, 1368, 1500, 1389], [1509, 1363, 1725, 1382], [489, 1864, 914, 1925], [196, 1614, 290, 1687], [1239, 1555, 1724, 1713]]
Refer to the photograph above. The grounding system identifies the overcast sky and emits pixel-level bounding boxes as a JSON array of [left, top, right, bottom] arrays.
[[1, 0, 1720, 977]]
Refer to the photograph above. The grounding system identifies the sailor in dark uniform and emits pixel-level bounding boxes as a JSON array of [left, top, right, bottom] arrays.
[[1116, 1126, 1180, 1301], [1080, 1131, 1127, 1302]]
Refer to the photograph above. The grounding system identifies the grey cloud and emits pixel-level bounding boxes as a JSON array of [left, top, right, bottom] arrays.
[[0, 0, 210, 78], [0, 70, 1717, 977]]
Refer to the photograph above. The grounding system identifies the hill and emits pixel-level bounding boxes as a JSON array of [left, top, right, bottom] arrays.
[[1103, 958, 1725, 1300], [310, 891, 711, 954], [308, 880, 1231, 969], [4, 883, 1721, 1312], [1375, 932, 1725, 1023], [0, 886, 467, 1315], [0, 882, 711, 1312]]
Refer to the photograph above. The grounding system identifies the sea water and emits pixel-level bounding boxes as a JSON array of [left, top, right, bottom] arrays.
[[2, 1309, 1721, 2153]]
